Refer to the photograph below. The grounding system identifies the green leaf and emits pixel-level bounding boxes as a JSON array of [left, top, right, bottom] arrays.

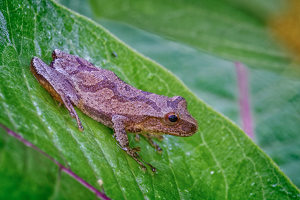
[[0, 1, 299, 200], [0, 128, 96, 200]]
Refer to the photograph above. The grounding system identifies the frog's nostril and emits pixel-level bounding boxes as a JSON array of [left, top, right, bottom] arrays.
[[181, 122, 197, 135], [191, 123, 198, 134]]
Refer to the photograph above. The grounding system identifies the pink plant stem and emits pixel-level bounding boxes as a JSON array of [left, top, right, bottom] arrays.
[[0, 124, 110, 200], [235, 62, 254, 139]]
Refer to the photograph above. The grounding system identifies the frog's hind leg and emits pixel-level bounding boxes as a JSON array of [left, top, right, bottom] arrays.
[[31, 57, 83, 131], [112, 115, 156, 172], [60, 92, 84, 131], [143, 134, 163, 153]]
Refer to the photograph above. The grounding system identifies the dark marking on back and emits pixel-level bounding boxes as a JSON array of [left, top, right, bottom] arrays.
[[141, 91, 151, 95], [125, 85, 131, 91], [128, 96, 161, 112], [83, 104, 112, 126], [76, 58, 99, 72], [65, 58, 99, 75], [167, 96, 184, 109], [79, 79, 161, 112]]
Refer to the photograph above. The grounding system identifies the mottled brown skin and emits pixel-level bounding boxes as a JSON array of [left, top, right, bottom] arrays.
[[30, 49, 198, 171]]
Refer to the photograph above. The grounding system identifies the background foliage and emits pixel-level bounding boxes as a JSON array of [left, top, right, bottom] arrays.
[[0, 0, 299, 199]]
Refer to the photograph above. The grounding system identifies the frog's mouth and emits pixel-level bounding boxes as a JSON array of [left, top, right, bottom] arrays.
[[159, 121, 198, 136], [165, 131, 196, 137], [138, 131, 165, 136], [144, 128, 197, 137], [131, 116, 198, 136]]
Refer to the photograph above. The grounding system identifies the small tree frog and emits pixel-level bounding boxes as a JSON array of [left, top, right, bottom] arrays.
[[30, 49, 198, 171]]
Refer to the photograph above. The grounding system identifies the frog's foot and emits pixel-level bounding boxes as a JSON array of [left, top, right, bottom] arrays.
[[143, 134, 163, 153], [123, 146, 156, 172], [112, 115, 156, 172], [135, 134, 140, 142], [150, 134, 164, 141], [132, 146, 141, 152], [147, 133, 164, 141], [61, 93, 83, 131], [157, 135, 164, 141]]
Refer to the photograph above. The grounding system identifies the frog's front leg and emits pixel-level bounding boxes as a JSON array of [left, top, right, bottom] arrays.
[[112, 115, 156, 172], [143, 134, 163, 153], [156, 135, 164, 141], [148, 134, 164, 141]]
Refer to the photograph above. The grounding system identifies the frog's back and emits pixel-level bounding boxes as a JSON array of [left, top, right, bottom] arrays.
[[72, 67, 166, 118], [51, 49, 167, 125]]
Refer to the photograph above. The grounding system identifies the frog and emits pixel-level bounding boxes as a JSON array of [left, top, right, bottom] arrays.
[[30, 49, 198, 172]]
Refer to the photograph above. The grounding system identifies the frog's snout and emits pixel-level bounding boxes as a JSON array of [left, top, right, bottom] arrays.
[[181, 118, 198, 136], [189, 121, 198, 135]]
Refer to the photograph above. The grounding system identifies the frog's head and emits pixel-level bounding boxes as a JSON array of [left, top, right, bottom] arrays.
[[138, 96, 198, 137]]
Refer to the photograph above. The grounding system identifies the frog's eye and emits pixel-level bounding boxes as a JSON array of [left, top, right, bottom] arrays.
[[165, 112, 180, 125]]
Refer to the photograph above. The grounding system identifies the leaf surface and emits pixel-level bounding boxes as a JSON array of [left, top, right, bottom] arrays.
[[0, 128, 96, 200], [0, 0, 299, 199]]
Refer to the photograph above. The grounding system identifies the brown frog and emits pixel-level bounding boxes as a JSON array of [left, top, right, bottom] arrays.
[[30, 49, 198, 171]]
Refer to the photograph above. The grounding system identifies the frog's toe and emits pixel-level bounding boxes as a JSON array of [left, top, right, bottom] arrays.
[[157, 135, 164, 141], [135, 134, 140, 142], [132, 146, 141, 152], [145, 162, 156, 173], [156, 146, 163, 153], [78, 124, 84, 132], [151, 166, 157, 173], [141, 165, 147, 172]]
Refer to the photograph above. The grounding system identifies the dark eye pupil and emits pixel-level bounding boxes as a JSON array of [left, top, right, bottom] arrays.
[[168, 115, 178, 122]]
